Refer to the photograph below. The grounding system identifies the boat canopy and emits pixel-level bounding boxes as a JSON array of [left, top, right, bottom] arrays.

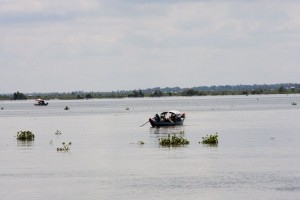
[[161, 110, 182, 116], [168, 110, 182, 115]]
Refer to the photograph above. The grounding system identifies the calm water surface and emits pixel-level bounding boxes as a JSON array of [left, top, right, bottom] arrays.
[[0, 95, 300, 200]]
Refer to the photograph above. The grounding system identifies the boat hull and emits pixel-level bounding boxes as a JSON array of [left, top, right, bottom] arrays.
[[149, 118, 184, 127], [34, 103, 48, 106]]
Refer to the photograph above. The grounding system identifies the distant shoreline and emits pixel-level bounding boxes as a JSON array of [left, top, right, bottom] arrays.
[[1, 83, 299, 100]]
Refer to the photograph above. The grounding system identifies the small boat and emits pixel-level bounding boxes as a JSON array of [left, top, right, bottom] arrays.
[[149, 110, 185, 127], [34, 99, 48, 106]]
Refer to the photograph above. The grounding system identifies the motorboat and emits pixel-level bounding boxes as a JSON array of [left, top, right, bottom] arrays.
[[149, 110, 185, 127], [34, 99, 48, 106]]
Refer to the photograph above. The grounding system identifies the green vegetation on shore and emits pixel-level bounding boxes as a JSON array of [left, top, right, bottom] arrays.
[[1, 83, 299, 100]]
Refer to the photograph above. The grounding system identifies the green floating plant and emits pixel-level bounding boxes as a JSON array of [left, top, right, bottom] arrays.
[[159, 134, 189, 146], [16, 131, 35, 141], [201, 133, 218, 145], [57, 142, 72, 151], [64, 106, 70, 110], [138, 141, 145, 145]]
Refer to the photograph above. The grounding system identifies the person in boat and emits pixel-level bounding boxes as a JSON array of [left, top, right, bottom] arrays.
[[160, 113, 167, 122], [181, 113, 186, 118], [167, 113, 176, 123], [155, 114, 160, 122], [170, 113, 176, 122]]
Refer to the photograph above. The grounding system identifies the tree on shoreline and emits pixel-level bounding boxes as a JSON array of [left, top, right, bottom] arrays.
[[128, 90, 144, 97], [13, 91, 27, 100]]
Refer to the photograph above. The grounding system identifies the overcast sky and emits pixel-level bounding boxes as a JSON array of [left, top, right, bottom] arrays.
[[0, 0, 299, 93]]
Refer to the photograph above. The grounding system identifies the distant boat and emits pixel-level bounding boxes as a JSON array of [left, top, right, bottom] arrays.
[[34, 99, 48, 106], [149, 110, 185, 127]]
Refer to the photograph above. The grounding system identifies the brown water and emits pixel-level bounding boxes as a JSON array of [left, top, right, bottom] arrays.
[[0, 95, 300, 200]]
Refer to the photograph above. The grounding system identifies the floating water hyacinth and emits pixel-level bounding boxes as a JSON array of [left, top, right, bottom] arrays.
[[138, 141, 145, 145], [57, 142, 72, 151], [159, 134, 189, 146], [16, 131, 35, 141], [64, 106, 70, 110], [201, 133, 218, 145]]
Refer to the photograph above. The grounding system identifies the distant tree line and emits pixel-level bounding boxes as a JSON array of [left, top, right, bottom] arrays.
[[0, 83, 299, 100], [128, 90, 144, 97], [13, 91, 27, 100]]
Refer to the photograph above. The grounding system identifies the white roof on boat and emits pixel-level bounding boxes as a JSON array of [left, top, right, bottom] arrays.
[[167, 110, 182, 115]]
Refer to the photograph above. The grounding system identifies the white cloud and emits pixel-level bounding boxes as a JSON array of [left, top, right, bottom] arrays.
[[1, 0, 300, 92], [0, 0, 101, 14]]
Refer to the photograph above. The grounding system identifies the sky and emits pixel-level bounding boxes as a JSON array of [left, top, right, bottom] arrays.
[[0, 0, 300, 93]]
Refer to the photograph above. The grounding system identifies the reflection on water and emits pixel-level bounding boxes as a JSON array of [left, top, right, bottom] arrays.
[[150, 126, 186, 135], [16, 140, 34, 146], [1, 95, 300, 200], [201, 143, 218, 148], [16, 140, 34, 147]]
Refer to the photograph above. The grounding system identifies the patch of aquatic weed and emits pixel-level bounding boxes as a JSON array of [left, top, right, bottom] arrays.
[[57, 142, 72, 152], [200, 133, 218, 145], [159, 134, 189, 147], [16, 131, 35, 141]]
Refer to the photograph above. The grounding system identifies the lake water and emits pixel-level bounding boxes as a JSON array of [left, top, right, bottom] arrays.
[[0, 95, 300, 200]]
